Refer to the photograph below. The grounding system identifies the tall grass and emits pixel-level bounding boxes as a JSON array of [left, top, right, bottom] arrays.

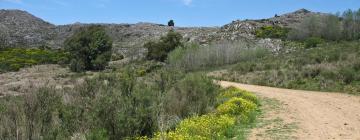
[[168, 42, 270, 71]]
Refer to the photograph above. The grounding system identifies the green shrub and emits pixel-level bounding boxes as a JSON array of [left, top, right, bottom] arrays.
[[255, 26, 289, 39], [304, 37, 324, 48], [154, 115, 235, 140], [165, 73, 220, 118], [64, 25, 112, 72], [218, 87, 259, 105], [145, 30, 183, 61], [0, 48, 68, 73], [86, 128, 109, 140], [216, 98, 257, 122], [69, 59, 85, 72], [155, 87, 259, 140]]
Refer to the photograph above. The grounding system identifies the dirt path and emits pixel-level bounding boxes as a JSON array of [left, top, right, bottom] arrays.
[[219, 81, 360, 140]]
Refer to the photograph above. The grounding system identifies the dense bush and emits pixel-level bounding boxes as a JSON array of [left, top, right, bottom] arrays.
[[255, 26, 289, 39], [168, 42, 270, 71], [0, 48, 68, 73], [64, 25, 112, 72], [165, 73, 220, 118], [304, 37, 324, 48], [145, 30, 183, 61]]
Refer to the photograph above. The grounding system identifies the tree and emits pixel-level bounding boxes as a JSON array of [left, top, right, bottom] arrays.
[[288, 14, 342, 41], [64, 25, 112, 72], [145, 30, 183, 61], [342, 9, 360, 40], [321, 15, 342, 41], [168, 20, 175, 27]]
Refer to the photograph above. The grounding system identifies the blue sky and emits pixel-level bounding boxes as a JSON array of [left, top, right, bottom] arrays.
[[1, 0, 360, 27]]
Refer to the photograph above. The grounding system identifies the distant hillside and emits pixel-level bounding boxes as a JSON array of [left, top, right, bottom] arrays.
[[0, 9, 56, 47], [0, 9, 321, 56]]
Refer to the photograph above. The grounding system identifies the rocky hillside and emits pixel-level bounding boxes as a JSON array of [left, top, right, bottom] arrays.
[[0, 9, 320, 56], [0, 9, 56, 47]]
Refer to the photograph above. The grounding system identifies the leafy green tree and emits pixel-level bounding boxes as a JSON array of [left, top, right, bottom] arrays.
[[168, 20, 175, 27], [145, 30, 183, 61], [321, 15, 342, 41], [342, 9, 360, 40], [64, 25, 112, 72]]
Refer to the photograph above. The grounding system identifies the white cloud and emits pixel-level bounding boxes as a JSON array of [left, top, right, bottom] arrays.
[[182, 0, 192, 6]]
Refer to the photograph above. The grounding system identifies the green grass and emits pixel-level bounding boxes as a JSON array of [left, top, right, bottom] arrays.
[[0, 48, 68, 73]]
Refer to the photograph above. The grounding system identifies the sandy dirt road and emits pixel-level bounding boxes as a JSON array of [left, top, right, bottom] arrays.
[[219, 81, 360, 140]]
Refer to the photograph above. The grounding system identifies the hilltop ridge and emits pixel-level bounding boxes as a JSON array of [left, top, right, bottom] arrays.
[[0, 9, 319, 56]]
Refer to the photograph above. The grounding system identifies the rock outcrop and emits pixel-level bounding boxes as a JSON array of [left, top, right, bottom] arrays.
[[0, 9, 56, 47], [0, 8, 321, 55]]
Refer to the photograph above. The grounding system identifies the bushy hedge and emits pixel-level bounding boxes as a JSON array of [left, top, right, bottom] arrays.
[[0, 48, 68, 72]]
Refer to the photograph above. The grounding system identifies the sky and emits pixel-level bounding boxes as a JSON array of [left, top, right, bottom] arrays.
[[1, 0, 360, 27]]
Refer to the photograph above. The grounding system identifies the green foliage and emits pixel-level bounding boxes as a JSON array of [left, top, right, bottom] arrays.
[[165, 73, 220, 118], [0, 48, 68, 73], [155, 87, 259, 140], [168, 42, 270, 71], [288, 8, 360, 41], [218, 87, 259, 105], [145, 30, 183, 61], [342, 9, 360, 40], [304, 37, 324, 48], [168, 20, 175, 27], [216, 98, 257, 122], [155, 115, 236, 140], [86, 128, 109, 140], [220, 41, 360, 95], [255, 26, 289, 39], [65, 25, 112, 72]]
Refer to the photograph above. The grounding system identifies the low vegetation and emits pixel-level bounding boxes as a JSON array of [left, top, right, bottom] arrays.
[[0, 48, 67, 73], [153, 87, 259, 140], [255, 25, 289, 39], [0, 64, 226, 139], [217, 41, 360, 95]]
